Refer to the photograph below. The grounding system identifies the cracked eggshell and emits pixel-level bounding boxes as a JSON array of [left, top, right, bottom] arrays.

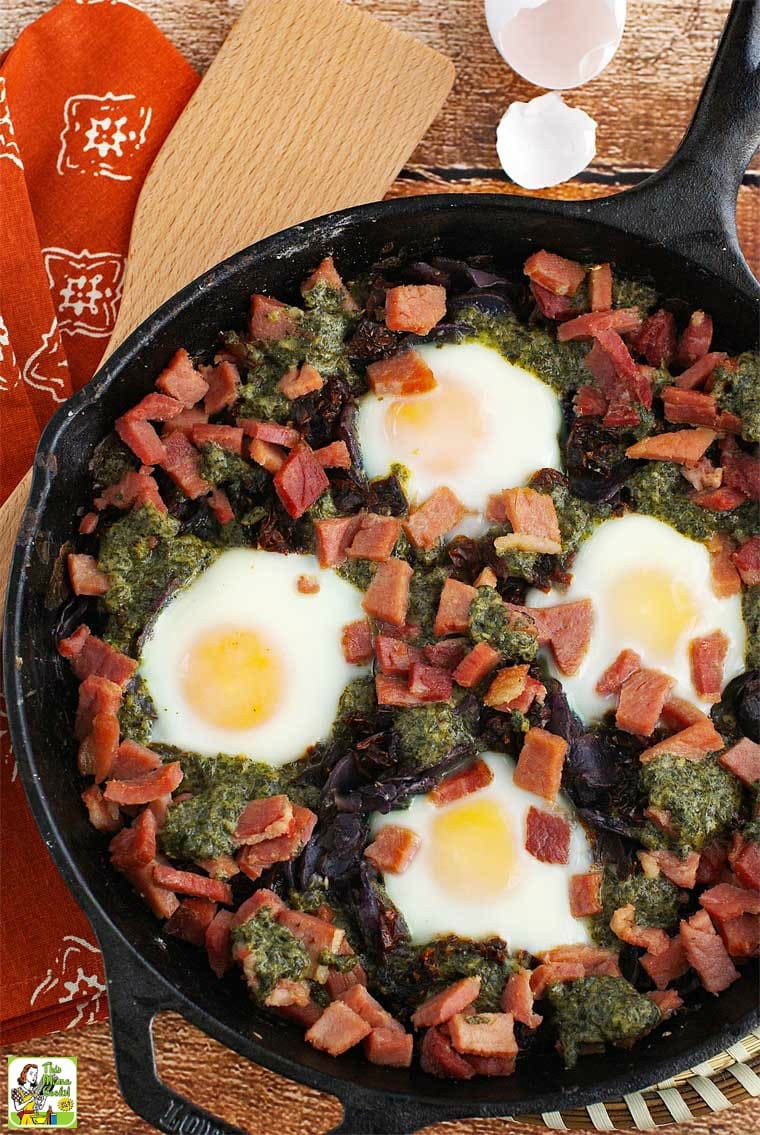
[[496, 92, 596, 189]]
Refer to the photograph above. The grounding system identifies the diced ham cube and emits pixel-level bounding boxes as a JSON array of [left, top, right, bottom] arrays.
[[103, 761, 183, 805], [79, 511, 99, 534], [569, 872, 603, 917], [230, 888, 285, 931], [649, 850, 700, 888], [452, 642, 501, 688], [449, 1012, 518, 1059], [700, 882, 760, 921], [196, 854, 239, 880], [646, 989, 683, 1020], [82, 712, 120, 782], [640, 935, 689, 990], [116, 416, 166, 466], [532, 600, 593, 676], [209, 488, 234, 525], [531, 280, 577, 320], [610, 904, 670, 954], [588, 263, 612, 311], [163, 407, 209, 438], [696, 840, 729, 886], [264, 979, 311, 1009], [126, 392, 185, 422], [341, 619, 373, 664], [111, 739, 161, 780], [420, 1025, 475, 1080], [639, 718, 724, 763], [707, 533, 742, 597], [364, 825, 421, 874], [729, 834, 760, 892], [201, 360, 239, 416], [276, 907, 345, 975], [507, 674, 546, 714], [153, 864, 233, 905], [630, 309, 677, 367], [408, 660, 452, 702], [689, 630, 729, 702], [313, 440, 351, 469], [160, 430, 211, 499], [364, 1027, 413, 1068], [501, 968, 542, 1029], [109, 808, 158, 870], [525, 807, 570, 864], [662, 386, 720, 428], [249, 295, 297, 341], [474, 566, 498, 588], [494, 532, 562, 555], [616, 668, 675, 736], [346, 513, 401, 562], [732, 535, 760, 587], [626, 427, 717, 466], [558, 307, 642, 342], [719, 737, 760, 787], [574, 383, 608, 418], [524, 250, 586, 296], [433, 578, 477, 636], [423, 637, 469, 671], [95, 468, 166, 513], [680, 909, 740, 994], [529, 962, 585, 998], [595, 649, 641, 695], [721, 437, 760, 501], [191, 424, 244, 455], [430, 758, 494, 807], [375, 634, 422, 674], [691, 486, 747, 511], [513, 727, 568, 801], [239, 418, 300, 447], [674, 351, 728, 391], [404, 487, 467, 551], [337, 984, 402, 1031], [538, 944, 622, 976], [412, 976, 482, 1028], [362, 558, 412, 626], [676, 310, 713, 368], [81, 784, 123, 832], [166, 897, 218, 947], [374, 674, 429, 707], [717, 914, 760, 958], [483, 664, 530, 709], [75, 674, 122, 741], [384, 284, 447, 335], [156, 349, 209, 406], [366, 350, 436, 396], [278, 362, 324, 400], [67, 553, 110, 596], [59, 626, 137, 687], [301, 256, 357, 311], [498, 486, 561, 546], [273, 444, 329, 518], [234, 795, 294, 846], [660, 696, 712, 732], [314, 514, 363, 568], [236, 805, 317, 881]]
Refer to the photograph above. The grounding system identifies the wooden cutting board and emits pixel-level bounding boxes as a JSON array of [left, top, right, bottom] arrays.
[[0, 0, 454, 598]]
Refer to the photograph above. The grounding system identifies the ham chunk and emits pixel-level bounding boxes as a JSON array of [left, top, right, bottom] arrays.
[[191, 424, 244, 455], [497, 487, 561, 547], [718, 914, 760, 957], [732, 535, 760, 587], [691, 485, 747, 511], [246, 437, 285, 474], [596, 649, 641, 695], [640, 935, 689, 990], [239, 418, 300, 447], [166, 897, 217, 947], [449, 1012, 518, 1058], [337, 985, 402, 1034], [423, 637, 469, 670], [364, 1027, 413, 1068], [412, 976, 481, 1028], [433, 578, 477, 636], [680, 910, 740, 994], [507, 674, 546, 714], [615, 668, 675, 736], [249, 294, 297, 341], [384, 284, 447, 334], [631, 309, 677, 367], [152, 864, 233, 905], [649, 850, 700, 888], [362, 558, 412, 626], [420, 1025, 475, 1080], [375, 674, 430, 707], [236, 805, 317, 881], [430, 758, 494, 807], [126, 392, 185, 422], [484, 664, 529, 709], [647, 989, 683, 1020], [273, 444, 329, 518], [314, 514, 363, 568], [677, 310, 713, 368], [95, 468, 166, 513], [408, 660, 452, 702], [160, 430, 211, 499], [531, 280, 577, 320], [230, 888, 285, 930], [662, 386, 720, 427], [569, 872, 603, 917], [115, 416, 166, 465], [532, 600, 593, 676], [689, 630, 728, 701], [364, 825, 421, 874], [75, 674, 122, 741], [539, 944, 622, 977], [109, 809, 158, 870], [111, 739, 161, 780], [558, 307, 642, 342], [346, 513, 401, 562], [374, 634, 422, 674], [104, 761, 183, 805], [574, 384, 608, 418], [452, 642, 501, 688], [501, 968, 542, 1029], [277, 362, 324, 400], [163, 407, 208, 438], [313, 440, 352, 469], [700, 883, 760, 921], [404, 487, 467, 551], [626, 427, 717, 466], [81, 784, 122, 832], [729, 833, 760, 892], [722, 438, 760, 501], [234, 795, 294, 846], [203, 360, 240, 415], [719, 737, 760, 787], [513, 727, 568, 801], [660, 696, 712, 732], [639, 718, 724, 762], [708, 533, 742, 597], [525, 807, 570, 864], [529, 962, 585, 998], [341, 619, 373, 664], [305, 1001, 371, 1056], [673, 351, 728, 391], [610, 904, 669, 954], [366, 350, 436, 395], [301, 256, 357, 311], [59, 626, 137, 687], [524, 250, 586, 296], [67, 553, 109, 596], [588, 263, 613, 311], [156, 349, 209, 406]]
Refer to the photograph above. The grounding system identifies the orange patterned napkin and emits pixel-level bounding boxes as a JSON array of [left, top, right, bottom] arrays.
[[0, 0, 198, 1043]]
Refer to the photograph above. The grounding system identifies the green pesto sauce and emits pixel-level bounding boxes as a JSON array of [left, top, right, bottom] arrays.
[[394, 703, 475, 771], [89, 433, 138, 487], [547, 976, 660, 1069], [592, 870, 681, 948], [641, 753, 742, 853], [198, 442, 261, 492], [389, 463, 411, 490], [468, 586, 538, 662], [336, 558, 377, 592], [711, 352, 760, 443], [231, 909, 310, 1001], [118, 675, 156, 746], [628, 463, 720, 542], [493, 547, 540, 581], [97, 504, 217, 652], [407, 565, 450, 643], [462, 308, 588, 396], [611, 276, 658, 313], [743, 586, 760, 669], [378, 935, 514, 1016]]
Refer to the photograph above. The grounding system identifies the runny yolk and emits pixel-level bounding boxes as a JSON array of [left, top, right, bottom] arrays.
[[181, 626, 283, 730], [431, 799, 516, 900], [609, 567, 699, 658], [384, 381, 487, 476]]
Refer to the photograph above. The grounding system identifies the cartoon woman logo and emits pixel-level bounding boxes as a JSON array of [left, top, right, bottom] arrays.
[[10, 1064, 48, 1126]]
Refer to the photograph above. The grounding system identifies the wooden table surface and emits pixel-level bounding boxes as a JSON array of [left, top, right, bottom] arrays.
[[2, 1, 759, 1133]]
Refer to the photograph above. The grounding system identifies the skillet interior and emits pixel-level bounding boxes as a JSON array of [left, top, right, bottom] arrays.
[[5, 194, 760, 1126]]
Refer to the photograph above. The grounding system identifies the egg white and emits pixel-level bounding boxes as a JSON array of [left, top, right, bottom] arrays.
[[371, 752, 594, 955], [139, 549, 368, 767], [356, 341, 562, 522], [527, 513, 746, 723]]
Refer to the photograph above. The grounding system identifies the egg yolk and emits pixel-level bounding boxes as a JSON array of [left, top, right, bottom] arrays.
[[384, 382, 486, 476], [181, 627, 283, 730], [431, 799, 516, 900], [609, 567, 699, 658]]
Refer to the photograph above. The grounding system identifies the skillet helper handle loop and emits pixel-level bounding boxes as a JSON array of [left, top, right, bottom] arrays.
[[593, 0, 760, 291], [100, 927, 249, 1135]]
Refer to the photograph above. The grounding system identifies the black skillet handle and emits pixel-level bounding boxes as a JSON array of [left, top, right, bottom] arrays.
[[584, 0, 760, 295]]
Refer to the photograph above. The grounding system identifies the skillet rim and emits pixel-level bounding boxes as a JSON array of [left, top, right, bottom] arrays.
[[4, 191, 760, 1126]]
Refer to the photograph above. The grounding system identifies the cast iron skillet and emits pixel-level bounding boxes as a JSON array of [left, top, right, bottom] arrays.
[[4, 3, 760, 1132]]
